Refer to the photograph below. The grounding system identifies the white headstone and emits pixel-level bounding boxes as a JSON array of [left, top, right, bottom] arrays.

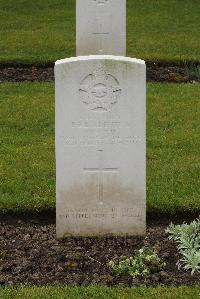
[[55, 55, 146, 237], [76, 0, 126, 56]]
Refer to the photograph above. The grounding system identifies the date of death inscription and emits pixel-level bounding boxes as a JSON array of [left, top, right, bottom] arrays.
[[59, 116, 142, 146]]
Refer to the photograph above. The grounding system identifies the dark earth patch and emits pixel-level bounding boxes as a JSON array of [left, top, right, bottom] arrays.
[[0, 213, 199, 287], [0, 63, 199, 83]]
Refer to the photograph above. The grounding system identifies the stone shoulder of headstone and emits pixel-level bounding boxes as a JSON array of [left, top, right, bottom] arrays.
[[55, 55, 146, 238], [55, 55, 145, 66], [55, 55, 146, 68]]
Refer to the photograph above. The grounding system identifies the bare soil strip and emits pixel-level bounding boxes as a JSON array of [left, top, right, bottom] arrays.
[[0, 63, 199, 83], [0, 212, 199, 286]]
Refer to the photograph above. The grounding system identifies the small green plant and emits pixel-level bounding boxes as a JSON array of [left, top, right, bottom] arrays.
[[166, 218, 200, 275], [185, 63, 200, 82], [108, 247, 166, 278]]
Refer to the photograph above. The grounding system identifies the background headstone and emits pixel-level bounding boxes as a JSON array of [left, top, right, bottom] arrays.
[[76, 0, 126, 56], [55, 56, 146, 237]]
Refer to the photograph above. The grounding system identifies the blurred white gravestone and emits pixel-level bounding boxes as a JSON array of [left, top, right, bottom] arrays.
[[76, 0, 126, 56], [55, 56, 146, 237]]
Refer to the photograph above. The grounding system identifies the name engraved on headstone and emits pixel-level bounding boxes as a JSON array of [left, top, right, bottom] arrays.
[[59, 115, 142, 146], [60, 108, 140, 146]]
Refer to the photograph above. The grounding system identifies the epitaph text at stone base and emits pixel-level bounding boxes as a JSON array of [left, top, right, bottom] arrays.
[[55, 56, 146, 237]]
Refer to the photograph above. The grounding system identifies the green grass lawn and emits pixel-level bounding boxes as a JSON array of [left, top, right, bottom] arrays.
[[0, 286, 199, 299], [0, 0, 199, 64], [0, 82, 199, 214]]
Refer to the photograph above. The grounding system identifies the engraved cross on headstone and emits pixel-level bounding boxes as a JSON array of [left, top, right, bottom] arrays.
[[92, 14, 110, 54], [83, 150, 118, 203], [76, 0, 126, 56]]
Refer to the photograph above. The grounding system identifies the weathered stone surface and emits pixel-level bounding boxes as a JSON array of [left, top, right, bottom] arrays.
[[76, 0, 126, 56], [55, 55, 146, 237]]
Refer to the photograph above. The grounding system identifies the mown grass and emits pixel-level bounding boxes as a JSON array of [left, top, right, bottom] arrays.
[[0, 286, 199, 299], [0, 82, 199, 214], [0, 83, 55, 212], [0, 0, 199, 64], [147, 83, 200, 213]]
